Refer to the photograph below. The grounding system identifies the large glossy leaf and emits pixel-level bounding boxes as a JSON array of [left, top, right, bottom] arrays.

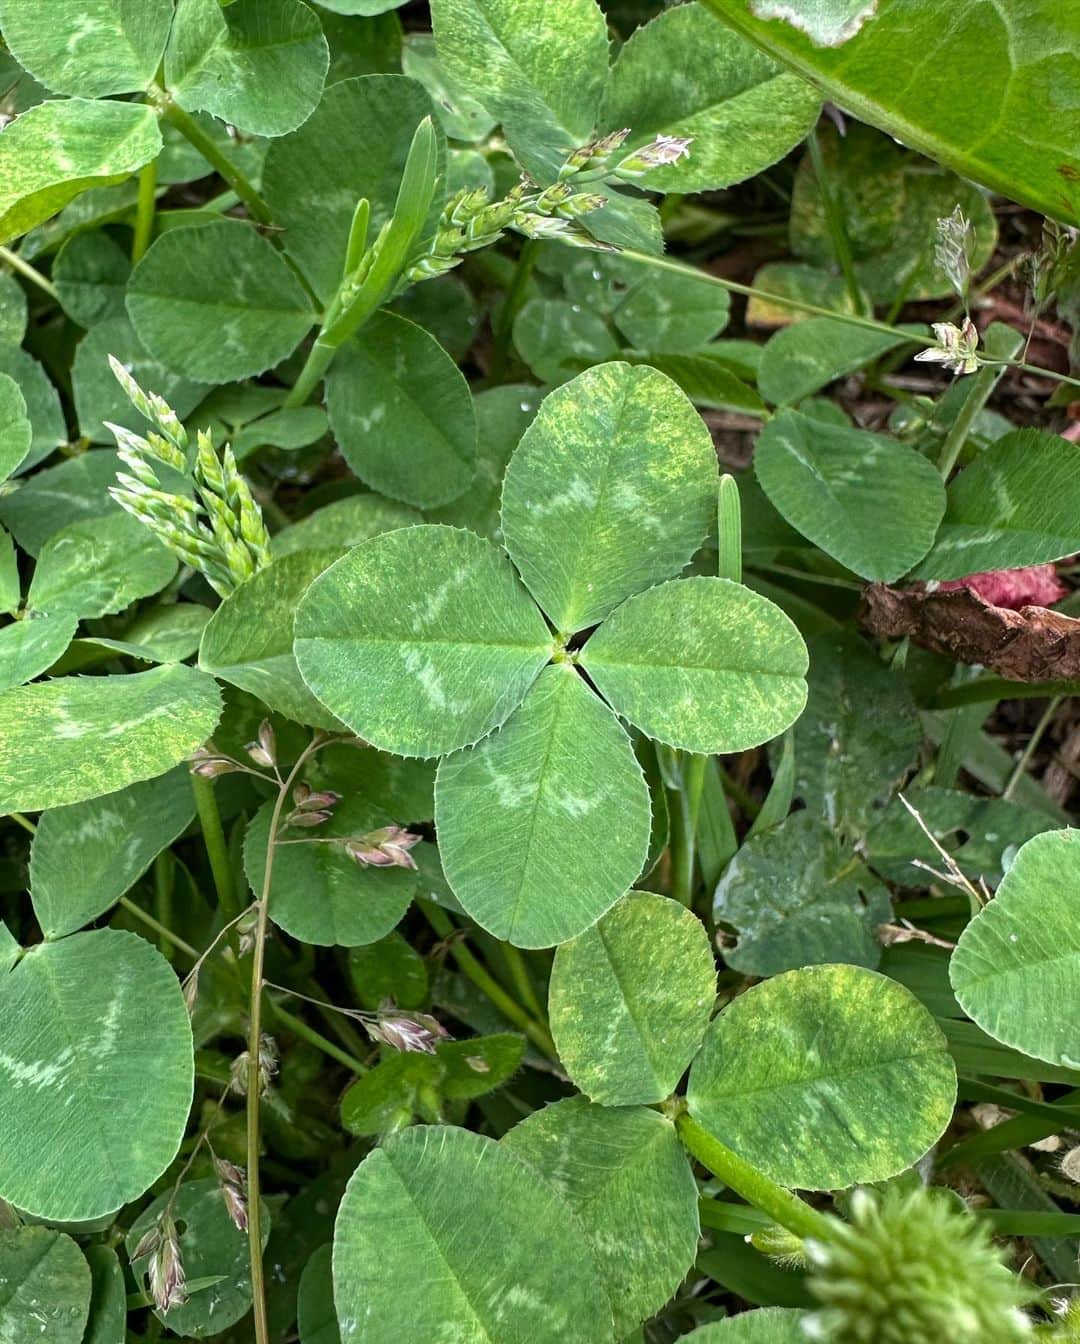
[[294, 526, 552, 758], [0, 372, 30, 481], [30, 766, 195, 940], [27, 512, 177, 619], [263, 75, 444, 304], [165, 0, 330, 137], [127, 1178, 270, 1337], [793, 631, 921, 836], [127, 221, 315, 382], [0, 664, 222, 812], [501, 363, 717, 633], [687, 963, 956, 1190], [326, 313, 476, 509], [0, 929, 194, 1220], [549, 890, 716, 1105], [0, 1226, 90, 1344], [503, 1100, 700, 1339], [435, 664, 651, 947], [714, 812, 891, 975], [430, 0, 609, 181], [599, 2, 821, 194], [0, 99, 162, 245], [753, 410, 945, 581], [915, 430, 1080, 581], [699, 0, 1080, 225], [244, 795, 416, 946], [200, 549, 342, 730], [332, 1125, 615, 1343], [0, 0, 172, 97], [951, 830, 1080, 1068], [580, 577, 808, 754]]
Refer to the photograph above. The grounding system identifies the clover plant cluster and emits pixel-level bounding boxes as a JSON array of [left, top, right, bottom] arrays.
[[1, 1, 1080, 1342]]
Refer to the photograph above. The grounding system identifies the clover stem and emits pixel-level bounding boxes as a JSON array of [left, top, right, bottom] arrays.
[[488, 239, 538, 384], [246, 734, 330, 1344], [669, 753, 707, 908], [806, 126, 865, 316], [132, 159, 157, 263], [675, 1112, 833, 1242], [0, 247, 59, 301], [191, 773, 239, 919], [154, 95, 274, 228], [418, 899, 558, 1059]]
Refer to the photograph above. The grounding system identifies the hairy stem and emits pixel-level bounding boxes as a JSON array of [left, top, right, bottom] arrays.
[[676, 1112, 832, 1242]]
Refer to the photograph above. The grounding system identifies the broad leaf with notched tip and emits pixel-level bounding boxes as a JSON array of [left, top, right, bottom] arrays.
[[687, 962, 956, 1190], [0, 664, 222, 812], [549, 890, 716, 1105], [598, 2, 821, 194], [501, 362, 717, 633], [332, 1125, 615, 1343], [0, 99, 162, 246], [580, 577, 808, 754], [0, 0, 173, 98], [951, 829, 1080, 1069], [164, 0, 329, 138], [435, 663, 651, 947], [0, 929, 194, 1221], [503, 1099, 700, 1340], [295, 525, 553, 758]]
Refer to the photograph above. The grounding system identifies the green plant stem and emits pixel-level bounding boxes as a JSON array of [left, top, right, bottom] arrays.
[[6, 811, 36, 835], [676, 1112, 833, 1242], [418, 899, 558, 1059], [245, 736, 325, 1344], [191, 773, 239, 918], [0, 246, 60, 301], [936, 356, 1007, 477], [267, 998, 367, 1074], [500, 943, 546, 1024], [1003, 695, 1062, 801], [669, 754, 707, 908], [806, 127, 865, 315], [283, 338, 337, 409], [118, 896, 198, 960], [620, 247, 907, 341], [153, 850, 175, 962], [155, 96, 273, 227], [488, 239, 537, 383], [132, 159, 157, 263]]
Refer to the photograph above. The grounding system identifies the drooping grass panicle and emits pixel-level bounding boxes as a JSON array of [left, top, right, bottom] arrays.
[[402, 129, 692, 285], [106, 359, 271, 598]]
